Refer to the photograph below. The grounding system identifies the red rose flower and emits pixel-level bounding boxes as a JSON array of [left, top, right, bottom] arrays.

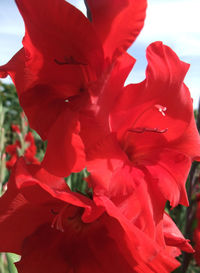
[[0, 158, 188, 273]]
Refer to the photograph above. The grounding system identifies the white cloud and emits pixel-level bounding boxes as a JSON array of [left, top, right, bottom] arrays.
[[139, 0, 200, 57], [0, 0, 24, 36]]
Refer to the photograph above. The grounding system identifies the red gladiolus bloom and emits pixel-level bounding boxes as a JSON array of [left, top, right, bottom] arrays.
[[11, 124, 21, 134], [5, 141, 20, 170], [0, 0, 147, 176], [6, 131, 39, 170], [0, 158, 190, 273], [87, 42, 200, 208]]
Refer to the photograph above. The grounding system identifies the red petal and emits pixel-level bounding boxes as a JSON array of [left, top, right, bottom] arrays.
[[20, 84, 68, 140], [41, 107, 85, 177], [16, 225, 72, 273], [144, 149, 190, 207], [163, 213, 194, 253], [15, 0, 104, 75], [122, 130, 191, 206], [86, 133, 126, 195], [0, 49, 26, 92], [0, 160, 56, 254], [85, 0, 147, 60], [96, 196, 180, 272], [0, 158, 90, 254], [80, 53, 135, 151], [16, 219, 134, 273], [96, 53, 135, 121]]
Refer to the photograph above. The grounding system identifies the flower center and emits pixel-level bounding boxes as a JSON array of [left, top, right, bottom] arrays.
[[129, 104, 167, 133], [51, 205, 85, 233], [54, 56, 87, 66], [122, 103, 168, 140], [122, 104, 168, 163], [128, 127, 168, 134]]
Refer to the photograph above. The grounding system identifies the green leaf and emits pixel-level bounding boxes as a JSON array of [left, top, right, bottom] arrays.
[[6, 253, 20, 273]]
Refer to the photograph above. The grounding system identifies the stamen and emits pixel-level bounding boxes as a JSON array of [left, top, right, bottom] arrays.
[[154, 104, 167, 116], [51, 214, 64, 232], [51, 205, 84, 233], [128, 127, 168, 134], [124, 104, 167, 138], [54, 56, 87, 66], [51, 205, 69, 232], [51, 209, 58, 215]]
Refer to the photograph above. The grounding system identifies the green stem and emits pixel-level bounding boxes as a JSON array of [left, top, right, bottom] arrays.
[[0, 104, 6, 192]]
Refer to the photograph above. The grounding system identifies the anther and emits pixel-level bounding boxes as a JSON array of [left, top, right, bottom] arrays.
[[128, 127, 168, 134], [51, 209, 59, 215], [54, 56, 87, 66], [154, 104, 167, 116], [51, 205, 69, 232]]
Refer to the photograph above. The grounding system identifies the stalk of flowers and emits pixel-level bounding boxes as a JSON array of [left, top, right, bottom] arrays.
[[5, 113, 39, 170], [0, 0, 199, 272]]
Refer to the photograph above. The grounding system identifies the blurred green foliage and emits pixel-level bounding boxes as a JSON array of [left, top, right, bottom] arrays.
[[0, 82, 22, 137], [0, 80, 46, 161]]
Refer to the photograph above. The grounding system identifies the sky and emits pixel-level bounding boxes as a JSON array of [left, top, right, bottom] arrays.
[[0, 0, 199, 108]]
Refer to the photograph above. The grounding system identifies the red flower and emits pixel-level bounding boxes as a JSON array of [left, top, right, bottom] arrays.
[[0, 158, 188, 273], [5, 142, 19, 170], [24, 132, 39, 164], [6, 130, 39, 170], [87, 42, 200, 208], [11, 124, 21, 134], [0, 0, 147, 176]]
